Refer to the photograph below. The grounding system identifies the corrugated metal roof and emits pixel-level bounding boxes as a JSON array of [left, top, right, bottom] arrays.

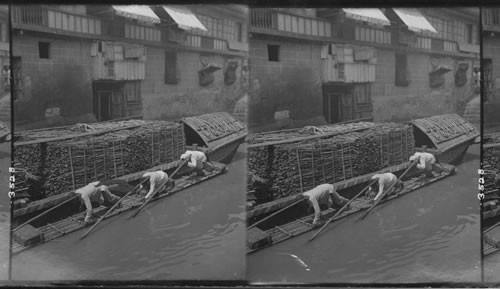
[[162, 5, 207, 31], [112, 5, 160, 24], [393, 8, 437, 33], [342, 8, 390, 26], [410, 114, 479, 153]]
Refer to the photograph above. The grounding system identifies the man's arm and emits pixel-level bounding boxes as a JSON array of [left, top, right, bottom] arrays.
[[374, 181, 385, 201], [310, 197, 321, 215], [416, 157, 425, 170], [82, 195, 93, 223], [188, 157, 197, 168], [145, 179, 156, 199]]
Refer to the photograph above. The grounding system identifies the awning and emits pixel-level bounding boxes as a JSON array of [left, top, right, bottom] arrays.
[[112, 5, 160, 24], [342, 8, 390, 26], [392, 8, 437, 33], [162, 5, 207, 31]]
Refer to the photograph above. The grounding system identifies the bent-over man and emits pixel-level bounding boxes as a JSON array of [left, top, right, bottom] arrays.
[[368, 173, 404, 204], [75, 181, 121, 224], [409, 152, 443, 177], [303, 184, 349, 227], [141, 170, 174, 200], [180, 150, 215, 178]]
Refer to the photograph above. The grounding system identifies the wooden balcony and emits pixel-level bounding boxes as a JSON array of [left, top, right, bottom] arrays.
[[12, 6, 163, 44], [251, 8, 331, 38], [12, 5, 102, 36]]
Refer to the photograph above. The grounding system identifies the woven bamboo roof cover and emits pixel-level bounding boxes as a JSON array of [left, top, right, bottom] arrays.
[[409, 114, 479, 152], [181, 112, 247, 146]]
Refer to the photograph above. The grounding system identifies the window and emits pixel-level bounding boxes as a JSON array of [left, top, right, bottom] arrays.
[[267, 45, 280, 62], [164, 51, 179, 84], [38, 42, 50, 59], [236, 22, 243, 42], [466, 24, 473, 44], [125, 81, 141, 102], [395, 53, 409, 87], [354, 84, 372, 104], [0, 23, 6, 43]]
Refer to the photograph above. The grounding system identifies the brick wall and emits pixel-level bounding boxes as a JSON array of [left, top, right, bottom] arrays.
[[141, 47, 245, 120], [371, 48, 476, 122], [248, 38, 323, 125], [12, 34, 94, 124]]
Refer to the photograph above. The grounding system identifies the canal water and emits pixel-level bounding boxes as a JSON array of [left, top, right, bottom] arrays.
[[11, 146, 246, 281], [248, 144, 481, 284], [0, 142, 10, 281]]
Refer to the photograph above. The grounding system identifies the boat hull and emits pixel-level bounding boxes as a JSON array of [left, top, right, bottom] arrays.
[[247, 162, 456, 254], [12, 162, 228, 254]]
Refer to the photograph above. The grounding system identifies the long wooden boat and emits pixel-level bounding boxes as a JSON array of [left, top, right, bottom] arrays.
[[13, 112, 247, 219], [12, 161, 228, 254], [247, 162, 456, 254], [181, 112, 247, 164]]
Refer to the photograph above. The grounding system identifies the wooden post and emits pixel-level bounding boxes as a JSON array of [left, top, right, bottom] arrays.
[[296, 148, 303, 193], [68, 147, 76, 190]]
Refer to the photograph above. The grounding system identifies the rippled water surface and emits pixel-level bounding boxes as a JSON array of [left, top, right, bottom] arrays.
[[248, 145, 481, 283], [12, 146, 246, 281]]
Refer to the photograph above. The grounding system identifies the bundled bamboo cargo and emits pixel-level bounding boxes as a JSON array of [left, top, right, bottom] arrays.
[[247, 121, 378, 145], [248, 123, 415, 201], [15, 119, 147, 142], [15, 121, 185, 197]]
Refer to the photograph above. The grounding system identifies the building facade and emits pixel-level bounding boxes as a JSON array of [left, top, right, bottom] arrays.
[[248, 8, 479, 128], [11, 5, 249, 129], [482, 8, 500, 126]]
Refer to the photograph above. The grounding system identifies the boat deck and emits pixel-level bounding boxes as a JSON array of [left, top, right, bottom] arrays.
[[12, 162, 227, 254], [247, 163, 456, 254]]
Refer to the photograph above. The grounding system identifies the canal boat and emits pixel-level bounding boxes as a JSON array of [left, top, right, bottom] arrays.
[[11, 160, 228, 254], [246, 113, 476, 254], [13, 112, 247, 220], [247, 161, 456, 254]]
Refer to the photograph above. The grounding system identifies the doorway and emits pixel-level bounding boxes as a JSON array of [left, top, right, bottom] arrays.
[[323, 84, 353, 124], [93, 82, 113, 121], [323, 92, 341, 124]]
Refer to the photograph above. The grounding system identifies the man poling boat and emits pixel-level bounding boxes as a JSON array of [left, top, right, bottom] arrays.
[[180, 150, 217, 178], [409, 152, 444, 177], [302, 184, 350, 228], [140, 170, 175, 201], [75, 181, 122, 225], [367, 173, 404, 205]]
